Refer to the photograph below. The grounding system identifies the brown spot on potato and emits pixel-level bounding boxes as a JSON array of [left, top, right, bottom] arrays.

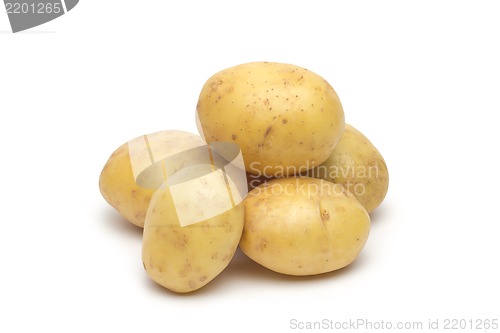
[[264, 127, 272, 138], [257, 239, 268, 251], [320, 210, 330, 222], [210, 80, 223, 92], [199, 275, 207, 282], [282, 119, 288, 124], [232, 134, 237, 140]]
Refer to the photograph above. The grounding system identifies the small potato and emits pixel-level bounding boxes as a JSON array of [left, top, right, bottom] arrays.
[[310, 124, 389, 213], [196, 62, 345, 177], [240, 177, 370, 276], [99, 130, 206, 227], [142, 165, 244, 293]]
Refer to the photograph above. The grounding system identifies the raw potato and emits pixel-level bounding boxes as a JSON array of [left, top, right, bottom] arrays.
[[240, 177, 370, 276], [99, 130, 206, 227], [196, 62, 345, 177], [142, 166, 244, 293], [310, 124, 389, 213]]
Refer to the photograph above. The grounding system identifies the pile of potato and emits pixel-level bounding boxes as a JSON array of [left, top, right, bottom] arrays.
[[99, 62, 389, 293]]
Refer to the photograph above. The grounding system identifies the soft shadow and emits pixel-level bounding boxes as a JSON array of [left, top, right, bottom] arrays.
[[100, 207, 143, 238], [0, 30, 56, 34], [18, 31, 56, 34], [206, 247, 368, 289], [369, 203, 390, 225], [140, 247, 369, 296]]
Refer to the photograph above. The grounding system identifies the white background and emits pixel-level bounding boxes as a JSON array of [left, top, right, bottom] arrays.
[[1, 1, 499, 332]]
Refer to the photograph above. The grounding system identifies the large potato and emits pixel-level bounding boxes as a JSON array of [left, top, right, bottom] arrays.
[[196, 62, 345, 177], [142, 165, 244, 293], [240, 177, 370, 276], [99, 130, 205, 227], [310, 124, 389, 213]]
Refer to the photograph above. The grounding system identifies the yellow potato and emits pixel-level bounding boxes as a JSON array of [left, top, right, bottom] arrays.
[[142, 164, 244, 293], [99, 130, 206, 227], [196, 62, 345, 177], [240, 177, 370, 276], [310, 124, 389, 213]]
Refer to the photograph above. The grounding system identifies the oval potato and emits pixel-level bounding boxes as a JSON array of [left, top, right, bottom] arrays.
[[196, 62, 345, 177], [142, 165, 244, 293], [240, 177, 370, 276]]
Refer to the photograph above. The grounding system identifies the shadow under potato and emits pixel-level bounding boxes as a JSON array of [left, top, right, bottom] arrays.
[[100, 207, 143, 238], [369, 203, 390, 225], [225, 247, 368, 282]]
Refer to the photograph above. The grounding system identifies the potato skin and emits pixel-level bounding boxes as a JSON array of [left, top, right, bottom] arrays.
[[311, 124, 389, 213], [240, 177, 370, 276], [196, 62, 345, 177], [142, 183, 244, 293], [99, 130, 205, 227]]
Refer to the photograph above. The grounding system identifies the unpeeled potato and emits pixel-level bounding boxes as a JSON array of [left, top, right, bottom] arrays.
[[142, 164, 245, 293], [196, 62, 345, 177], [310, 124, 389, 213], [240, 177, 370, 276]]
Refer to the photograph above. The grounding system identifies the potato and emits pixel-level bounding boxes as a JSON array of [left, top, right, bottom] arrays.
[[310, 124, 389, 213], [142, 164, 245, 293], [240, 177, 370, 276], [196, 62, 345, 177], [99, 130, 206, 227]]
